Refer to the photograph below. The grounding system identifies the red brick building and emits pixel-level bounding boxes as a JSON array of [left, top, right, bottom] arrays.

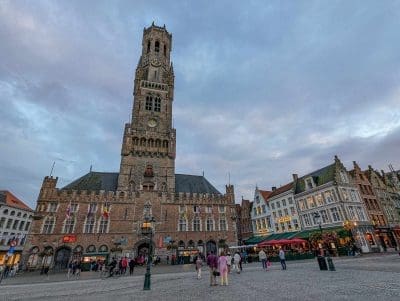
[[23, 24, 237, 269], [235, 198, 253, 245]]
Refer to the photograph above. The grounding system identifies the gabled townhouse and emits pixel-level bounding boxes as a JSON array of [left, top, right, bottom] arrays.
[[349, 161, 385, 252], [365, 166, 400, 249], [250, 188, 274, 237], [294, 156, 374, 253], [268, 183, 301, 233]]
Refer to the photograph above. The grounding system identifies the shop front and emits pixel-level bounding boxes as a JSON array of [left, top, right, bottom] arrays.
[[81, 245, 109, 271]]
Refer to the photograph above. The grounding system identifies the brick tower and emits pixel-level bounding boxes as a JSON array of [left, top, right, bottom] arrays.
[[117, 23, 176, 193]]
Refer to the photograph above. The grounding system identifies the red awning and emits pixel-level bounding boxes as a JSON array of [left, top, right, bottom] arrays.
[[289, 238, 307, 244]]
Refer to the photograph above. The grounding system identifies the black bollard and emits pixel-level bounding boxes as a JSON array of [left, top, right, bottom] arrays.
[[326, 256, 336, 271]]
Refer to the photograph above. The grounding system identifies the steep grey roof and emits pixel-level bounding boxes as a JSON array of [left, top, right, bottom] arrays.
[[62, 172, 119, 191], [294, 164, 335, 194], [175, 174, 221, 194], [62, 172, 221, 194]]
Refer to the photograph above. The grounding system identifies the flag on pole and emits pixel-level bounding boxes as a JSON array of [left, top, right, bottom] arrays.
[[66, 202, 71, 219], [102, 202, 110, 219]]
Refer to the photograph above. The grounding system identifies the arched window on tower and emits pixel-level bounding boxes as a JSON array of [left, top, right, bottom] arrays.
[[147, 40, 150, 53], [154, 97, 161, 112], [145, 96, 153, 111], [155, 41, 160, 52], [164, 44, 167, 56]]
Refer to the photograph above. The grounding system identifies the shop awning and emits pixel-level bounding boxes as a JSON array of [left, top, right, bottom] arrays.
[[291, 226, 345, 239], [244, 236, 268, 244]]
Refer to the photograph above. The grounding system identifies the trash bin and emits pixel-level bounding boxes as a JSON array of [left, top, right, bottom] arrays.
[[317, 256, 328, 271]]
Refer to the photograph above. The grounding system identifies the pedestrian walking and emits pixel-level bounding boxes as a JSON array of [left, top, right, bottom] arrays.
[[75, 260, 81, 279], [279, 248, 287, 270], [195, 255, 203, 279], [67, 261, 73, 279], [259, 249, 267, 271], [226, 253, 232, 273], [233, 252, 241, 274], [207, 251, 218, 286], [122, 257, 128, 274], [129, 258, 135, 275], [218, 252, 229, 286]]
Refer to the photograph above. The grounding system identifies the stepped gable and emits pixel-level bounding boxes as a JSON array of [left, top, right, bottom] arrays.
[[294, 163, 335, 194], [61, 172, 119, 191], [175, 174, 221, 194]]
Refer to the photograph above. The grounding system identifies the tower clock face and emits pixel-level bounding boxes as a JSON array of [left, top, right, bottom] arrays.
[[147, 118, 158, 128]]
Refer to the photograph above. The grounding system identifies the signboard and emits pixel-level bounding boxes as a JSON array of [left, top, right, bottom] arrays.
[[278, 216, 292, 223], [63, 235, 77, 243]]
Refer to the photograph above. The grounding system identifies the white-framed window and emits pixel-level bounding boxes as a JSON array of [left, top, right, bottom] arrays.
[[218, 205, 225, 213], [179, 205, 186, 213], [63, 218, 75, 234], [307, 196, 316, 208], [278, 210, 283, 217], [253, 208, 257, 216], [293, 219, 299, 229], [193, 217, 201, 231], [305, 178, 314, 190], [266, 217, 272, 228], [320, 210, 329, 223], [315, 194, 324, 206], [206, 218, 214, 231], [205, 206, 212, 214], [356, 207, 366, 221], [282, 199, 287, 206], [290, 207, 296, 215], [219, 219, 227, 231], [350, 190, 359, 202], [347, 206, 356, 219], [271, 203, 275, 210], [303, 214, 311, 226], [42, 216, 55, 234], [324, 191, 334, 203], [288, 197, 293, 205], [330, 207, 341, 222], [98, 217, 109, 233], [48, 202, 58, 212], [276, 201, 281, 208], [84, 216, 96, 233], [298, 199, 307, 210], [284, 208, 289, 215], [179, 218, 187, 231], [272, 212, 277, 218]]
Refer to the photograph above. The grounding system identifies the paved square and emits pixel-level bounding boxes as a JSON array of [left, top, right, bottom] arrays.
[[1, 254, 399, 301]]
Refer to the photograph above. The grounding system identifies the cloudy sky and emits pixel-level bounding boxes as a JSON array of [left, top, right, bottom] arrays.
[[1, 0, 400, 208]]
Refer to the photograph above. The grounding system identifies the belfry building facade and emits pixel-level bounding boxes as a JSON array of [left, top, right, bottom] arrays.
[[23, 24, 237, 269]]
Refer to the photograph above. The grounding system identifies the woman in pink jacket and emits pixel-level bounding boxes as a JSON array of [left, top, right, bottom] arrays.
[[218, 251, 229, 286]]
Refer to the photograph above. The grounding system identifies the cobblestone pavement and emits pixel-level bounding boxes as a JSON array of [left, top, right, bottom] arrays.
[[1, 254, 399, 301]]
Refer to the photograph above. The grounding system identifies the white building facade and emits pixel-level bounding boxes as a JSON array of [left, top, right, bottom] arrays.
[[0, 191, 33, 268], [251, 189, 274, 236]]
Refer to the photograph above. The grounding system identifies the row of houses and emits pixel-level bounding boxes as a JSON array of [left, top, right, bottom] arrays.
[[236, 156, 400, 253]]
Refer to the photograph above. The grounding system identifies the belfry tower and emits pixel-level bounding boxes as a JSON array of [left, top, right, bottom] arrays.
[[117, 23, 176, 193]]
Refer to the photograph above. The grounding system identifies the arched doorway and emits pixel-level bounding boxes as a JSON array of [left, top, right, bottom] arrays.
[[55, 247, 71, 269], [134, 239, 155, 265], [206, 240, 217, 255]]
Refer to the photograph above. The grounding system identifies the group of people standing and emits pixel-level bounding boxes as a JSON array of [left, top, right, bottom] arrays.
[[194, 251, 244, 286], [258, 247, 287, 271]]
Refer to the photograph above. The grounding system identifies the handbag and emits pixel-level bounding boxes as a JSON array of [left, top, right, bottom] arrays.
[[267, 261, 271, 267], [213, 270, 220, 276]]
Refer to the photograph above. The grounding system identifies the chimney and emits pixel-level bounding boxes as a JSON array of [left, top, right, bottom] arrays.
[[292, 174, 298, 182], [272, 187, 277, 191]]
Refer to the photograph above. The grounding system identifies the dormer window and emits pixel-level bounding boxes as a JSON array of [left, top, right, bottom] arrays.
[[305, 177, 314, 190]]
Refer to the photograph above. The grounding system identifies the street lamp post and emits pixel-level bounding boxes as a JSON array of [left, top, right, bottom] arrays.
[[313, 212, 336, 271], [142, 216, 155, 290]]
